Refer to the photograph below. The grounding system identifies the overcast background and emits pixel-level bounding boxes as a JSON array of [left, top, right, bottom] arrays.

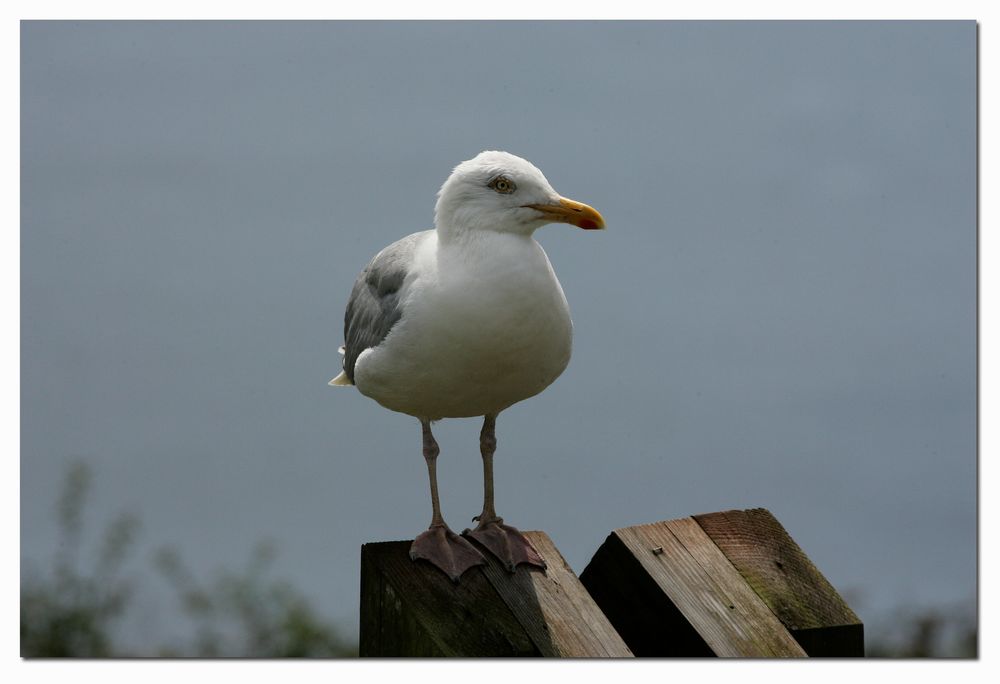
[[21, 21, 976, 652]]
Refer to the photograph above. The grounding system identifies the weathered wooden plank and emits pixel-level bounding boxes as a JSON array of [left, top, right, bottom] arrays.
[[360, 534, 632, 657], [693, 508, 864, 656], [474, 558, 558, 656], [663, 518, 809, 655], [615, 520, 806, 657], [508, 532, 632, 658], [580, 531, 715, 656], [359, 553, 447, 657], [360, 541, 539, 657]]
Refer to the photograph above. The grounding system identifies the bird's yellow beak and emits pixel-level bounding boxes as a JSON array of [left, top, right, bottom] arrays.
[[523, 197, 606, 230]]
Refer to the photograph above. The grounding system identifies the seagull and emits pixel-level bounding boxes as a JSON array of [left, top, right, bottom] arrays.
[[330, 150, 605, 582]]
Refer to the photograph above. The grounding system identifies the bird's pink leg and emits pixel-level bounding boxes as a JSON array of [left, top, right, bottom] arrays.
[[464, 414, 546, 572], [409, 419, 485, 582]]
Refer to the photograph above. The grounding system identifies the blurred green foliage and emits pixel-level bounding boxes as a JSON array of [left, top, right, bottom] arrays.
[[21, 461, 357, 657], [153, 542, 355, 657], [865, 602, 977, 658]]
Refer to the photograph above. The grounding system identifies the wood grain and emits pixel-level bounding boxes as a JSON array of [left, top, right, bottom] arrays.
[[580, 531, 715, 656], [693, 508, 864, 656], [360, 541, 538, 657], [514, 531, 632, 657], [360, 534, 632, 657], [616, 519, 806, 657]]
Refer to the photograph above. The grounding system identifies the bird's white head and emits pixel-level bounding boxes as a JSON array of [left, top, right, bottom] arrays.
[[434, 150, 605, 239]]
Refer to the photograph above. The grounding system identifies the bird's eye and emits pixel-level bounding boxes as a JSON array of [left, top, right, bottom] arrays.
[[488, 176, 516, 194]]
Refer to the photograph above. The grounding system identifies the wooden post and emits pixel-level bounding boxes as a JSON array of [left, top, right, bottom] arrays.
[[360, 530, 633, 657], [692, 508, 864, 656], [579, 508, 864, 657], [360, 510, 864, 657]]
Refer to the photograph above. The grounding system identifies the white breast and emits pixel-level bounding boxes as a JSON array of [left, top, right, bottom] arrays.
[[354, 231, 573, 420]]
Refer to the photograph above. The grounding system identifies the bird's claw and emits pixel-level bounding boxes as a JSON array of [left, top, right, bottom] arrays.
[[463, 518, 545, 573], [410, 524, 486, 583]]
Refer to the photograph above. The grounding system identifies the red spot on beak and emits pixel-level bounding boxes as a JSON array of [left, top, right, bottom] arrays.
[[578, 218, 601, 230]]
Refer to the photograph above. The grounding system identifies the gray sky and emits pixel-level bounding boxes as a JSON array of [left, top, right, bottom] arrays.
[[21, 21, 975, 649]]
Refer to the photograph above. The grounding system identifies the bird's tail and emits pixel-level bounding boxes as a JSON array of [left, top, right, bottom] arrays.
[[329, 371, 352, 386], [329, 345, 353, 386]]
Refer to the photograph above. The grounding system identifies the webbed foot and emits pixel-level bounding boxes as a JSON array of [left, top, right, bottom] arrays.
[[464, 517, 546, 572], [410, 524, 487, 583]]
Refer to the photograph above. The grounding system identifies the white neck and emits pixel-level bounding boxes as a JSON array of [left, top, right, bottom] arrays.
[[436, 214, 541, 244]]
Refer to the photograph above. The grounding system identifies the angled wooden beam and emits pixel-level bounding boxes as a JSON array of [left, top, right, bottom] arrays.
[[581, 517, 807, 657], [360, 531, 632, 657], [693, 508, 864, 656]]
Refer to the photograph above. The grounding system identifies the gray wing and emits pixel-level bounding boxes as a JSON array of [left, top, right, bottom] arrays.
[[341, 231, 426, 383]]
